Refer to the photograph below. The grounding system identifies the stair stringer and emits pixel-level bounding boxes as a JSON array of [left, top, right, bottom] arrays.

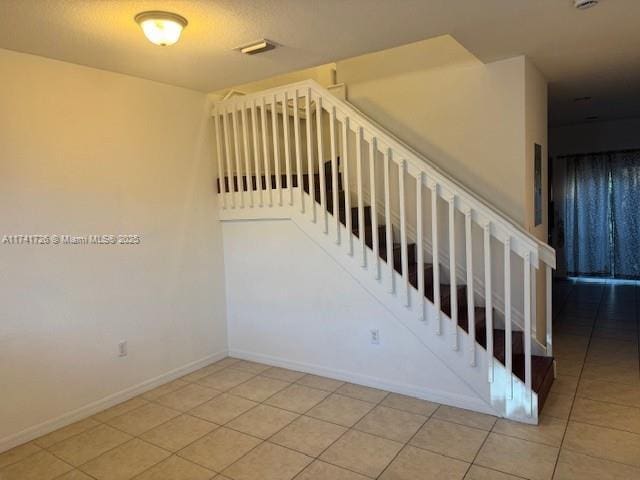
[[219, 188, 539, 424]]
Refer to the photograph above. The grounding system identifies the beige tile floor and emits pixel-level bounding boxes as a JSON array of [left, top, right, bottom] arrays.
[[1, 281, 639, 480]]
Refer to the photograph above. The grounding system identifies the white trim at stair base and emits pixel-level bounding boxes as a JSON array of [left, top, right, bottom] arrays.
[[0, 351, 228, 454], [228, 349, 497, 416]]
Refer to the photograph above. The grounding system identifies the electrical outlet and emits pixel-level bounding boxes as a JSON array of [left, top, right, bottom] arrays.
[[370, 329, 380, 345], [118, 341, 128, 357]]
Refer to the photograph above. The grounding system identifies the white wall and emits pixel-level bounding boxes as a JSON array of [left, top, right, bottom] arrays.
[[336, 35, 528, 225], [524, 59, 549, 336], [0, 48, 227, 448], [223, 219, 492, 411]]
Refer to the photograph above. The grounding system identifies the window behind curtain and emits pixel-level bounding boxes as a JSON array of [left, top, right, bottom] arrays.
[[563, 149, 640, 279]]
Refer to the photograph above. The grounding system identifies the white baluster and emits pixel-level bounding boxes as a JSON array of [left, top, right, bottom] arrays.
[[305, 89, 316, 222], [465, 209, 476, 366], [293, 89, 303, 212], [524, 252, 532, 416], [232, 107, 243, 208], [214, 110, 226, 209], [369, 138, 380, 279], [384, 149, 394, 293], [484, 223, 494, 383], [250, 100, 262, 207], [241, 103, 252, 207], [342, 117, 352, 255], [272, 94, 282, 205], [222, 108, 235, 209], [316, 97, 327, 232], [546, 264, 553, 356], [416, 173, 425, 320], [398, 160, 409, 306], [431, 182, 441, 334], [356, 126, 366, 266], [260, 98, 272, 207], [504, 236, 513, 400], [329, 107, 340, 244], [532, 262, 537, 351], [448, 196, 458, 350], [283, 91, 293, 205]]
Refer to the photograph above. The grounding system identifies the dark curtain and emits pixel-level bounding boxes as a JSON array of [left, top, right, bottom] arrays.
[[564, 153, 611, 277], [563, 149, 640, 279], [610, 150, 640, 278]]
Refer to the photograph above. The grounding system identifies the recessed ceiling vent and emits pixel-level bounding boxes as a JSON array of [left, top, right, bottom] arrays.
[[237, 40, 276, 55], [574, 0, 599, 10]]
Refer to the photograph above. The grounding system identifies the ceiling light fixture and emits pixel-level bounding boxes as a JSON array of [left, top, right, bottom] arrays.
[[574, 0, 599, 10], [135, 11, 188, 46], [238, 40, 276, 55]]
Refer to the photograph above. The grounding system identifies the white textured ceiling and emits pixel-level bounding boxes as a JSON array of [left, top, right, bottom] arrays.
[[0, 0, 639, 126]]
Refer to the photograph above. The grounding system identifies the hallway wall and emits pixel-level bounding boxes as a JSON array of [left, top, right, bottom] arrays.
[[550, 117, 640, 157], [0, 48, 228, 450]]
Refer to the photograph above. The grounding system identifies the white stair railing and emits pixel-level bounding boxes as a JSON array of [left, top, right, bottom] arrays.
[[212, 79, 556, 419]]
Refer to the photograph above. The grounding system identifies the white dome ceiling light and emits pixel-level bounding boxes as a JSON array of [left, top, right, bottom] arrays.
[[574, 0, 599, 10], [135, 11, 188, 46]]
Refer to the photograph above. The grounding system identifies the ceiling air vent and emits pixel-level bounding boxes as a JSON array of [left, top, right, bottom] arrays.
[[237, 40, 276, 55], [574, 0, 599, 10]]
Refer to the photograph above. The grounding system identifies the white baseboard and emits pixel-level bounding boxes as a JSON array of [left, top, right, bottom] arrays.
[[0, 350, 228, 454], [228, 348, 496, 416]]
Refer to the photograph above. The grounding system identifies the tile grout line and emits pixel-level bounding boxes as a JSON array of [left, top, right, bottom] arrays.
[[177, 368, 390, 479], [0, 445, 44, 472], [95, 362, 284, 479], [374, 405, 438, 480], [551, 281, 604, 478], [37, 362, 248, 479], [287, 390, 395, 479], [0, 357, 422, 474], [0, 353, 551, 478], [369, 403, 526, 480], [172, 372, 306, 476], [0, 358, 493, 479], [554, 281, 640, 471], [469, 424, 524, 480], [549, 279, 579, 479], [215, 387, 369, 478], [13, 334, 640, 480]]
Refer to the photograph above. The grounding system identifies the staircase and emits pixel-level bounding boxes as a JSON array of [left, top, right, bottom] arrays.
[[213, 80, 556, 424]]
